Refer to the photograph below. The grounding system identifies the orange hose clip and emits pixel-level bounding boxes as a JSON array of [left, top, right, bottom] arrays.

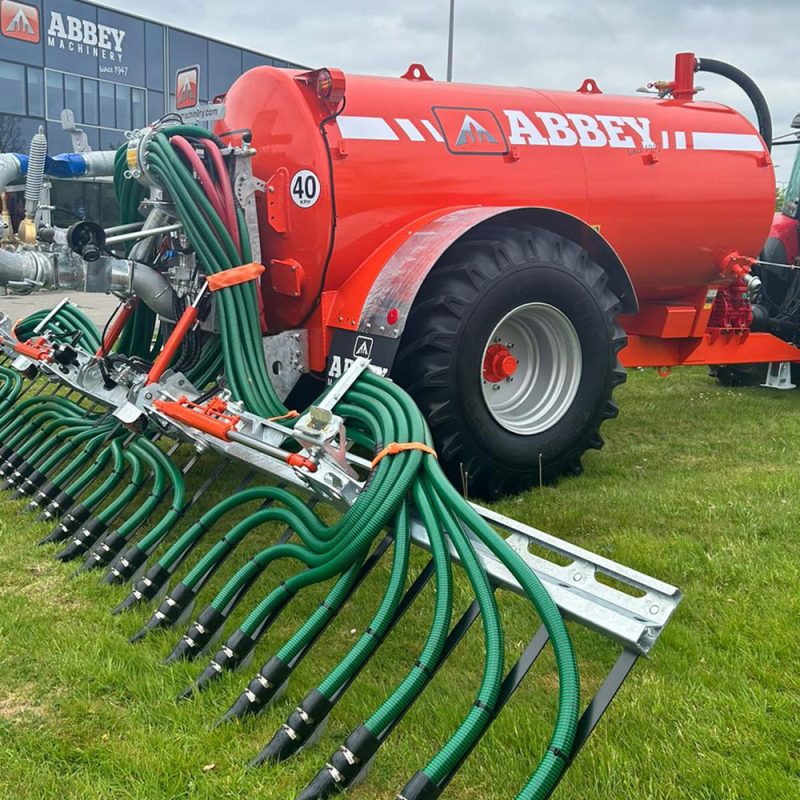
[[287, 453, 317, 472], [371, 441, 437, 469], [206, 262, 266, 292], [152, 395, 240, 440]]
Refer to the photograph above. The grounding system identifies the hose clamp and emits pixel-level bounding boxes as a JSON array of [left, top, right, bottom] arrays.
[[125, 126, 158, 188], [326, 763, 344, 783], [282, 723, 298, 741], [256, 674, 272, 690]]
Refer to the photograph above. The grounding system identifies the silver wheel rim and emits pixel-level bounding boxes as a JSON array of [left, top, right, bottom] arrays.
[[480, 302, 582, 435]]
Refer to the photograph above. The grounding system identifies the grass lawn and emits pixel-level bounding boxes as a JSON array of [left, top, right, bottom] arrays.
[[0, 366, 798, 800]]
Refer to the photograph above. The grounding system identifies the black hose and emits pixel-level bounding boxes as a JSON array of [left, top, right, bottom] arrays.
[[695, 57, 772, 150]]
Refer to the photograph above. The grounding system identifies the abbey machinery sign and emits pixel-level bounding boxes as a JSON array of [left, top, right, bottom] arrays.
[[47, 10, 126, 61], [1, 1, 127, 63]]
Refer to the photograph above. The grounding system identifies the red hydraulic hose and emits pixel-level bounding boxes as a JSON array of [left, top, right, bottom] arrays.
[[170, 136, 227, 228], [204, 140, 241, 254]]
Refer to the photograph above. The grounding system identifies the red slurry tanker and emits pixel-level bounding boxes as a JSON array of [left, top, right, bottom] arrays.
[[0, 53, 790, 496], [211, 52, 792, 495]]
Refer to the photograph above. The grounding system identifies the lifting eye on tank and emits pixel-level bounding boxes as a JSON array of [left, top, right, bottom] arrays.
[[576, 78, 602, 94], [400, 63, 433, 81]]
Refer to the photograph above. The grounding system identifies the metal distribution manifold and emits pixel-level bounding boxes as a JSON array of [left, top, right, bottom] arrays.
[[0, 119, 681, 800]]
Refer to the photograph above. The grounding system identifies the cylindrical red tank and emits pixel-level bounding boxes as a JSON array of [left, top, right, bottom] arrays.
[[220, 63, 774, 331]]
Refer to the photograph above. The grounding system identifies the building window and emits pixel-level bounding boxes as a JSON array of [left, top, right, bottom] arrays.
[[45, 71, 64, 121], [39, 70, 146, 133], [26, 68, 44, 118], [0, 61, 26, 116], [131, 87, 146, 129], [148, 91, 164, 121], [99, 81, 115, 128], [63, 74, 82, 122], [100, 128, 123, 151], [83, 79, 98, 126], [115, 84, 131, 131]]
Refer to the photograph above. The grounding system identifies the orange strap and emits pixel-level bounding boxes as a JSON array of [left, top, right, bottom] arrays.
[[371, 441, 437, 468], [268, 410, 300, 422], [206, 262, 265, 292]]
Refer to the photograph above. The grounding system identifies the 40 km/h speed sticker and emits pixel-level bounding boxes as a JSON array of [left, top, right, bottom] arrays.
[[290, 170, 321, 208]]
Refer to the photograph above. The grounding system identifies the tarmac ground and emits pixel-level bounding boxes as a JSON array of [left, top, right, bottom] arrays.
[[0, 291, 119, 330]]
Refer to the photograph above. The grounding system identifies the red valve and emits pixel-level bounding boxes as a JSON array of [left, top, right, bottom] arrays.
[[483, 343, 518, 383], [718, 251, 755, 280]]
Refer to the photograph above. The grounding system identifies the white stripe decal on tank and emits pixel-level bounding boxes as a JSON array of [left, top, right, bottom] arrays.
[[335, 113, 763, 154], [420, 119, 445, 142], [337, 116, 399, 141], [395, 118, 426, 141], [691, 132, 763, 152]]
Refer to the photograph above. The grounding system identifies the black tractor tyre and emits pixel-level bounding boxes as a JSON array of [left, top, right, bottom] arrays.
[[710, 363, 768, 387], [393, 225, 627, 500]]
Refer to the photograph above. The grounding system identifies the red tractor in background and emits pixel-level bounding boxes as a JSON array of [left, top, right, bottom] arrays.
[[765, 114, 800, 267], [712, 112, 800, 387]]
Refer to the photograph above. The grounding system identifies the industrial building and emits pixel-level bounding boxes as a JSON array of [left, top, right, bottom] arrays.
[[0, 0, 302, 223]]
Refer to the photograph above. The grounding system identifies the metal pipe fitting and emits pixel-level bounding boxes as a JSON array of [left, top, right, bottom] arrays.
[[0, 149, 118, 194], [0, 248, 54, 290], [0, 247, 176, 319], [0, 154, 23, 194]]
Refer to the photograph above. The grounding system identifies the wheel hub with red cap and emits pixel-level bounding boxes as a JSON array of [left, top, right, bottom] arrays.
[[483, 343, 518, 383], [480, 302, 583, 435]]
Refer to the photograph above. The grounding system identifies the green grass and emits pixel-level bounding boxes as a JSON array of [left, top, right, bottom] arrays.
[[1, 367, 799, 800]]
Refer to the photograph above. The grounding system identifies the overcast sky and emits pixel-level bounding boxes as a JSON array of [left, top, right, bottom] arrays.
[[103, 0, 800, 182]]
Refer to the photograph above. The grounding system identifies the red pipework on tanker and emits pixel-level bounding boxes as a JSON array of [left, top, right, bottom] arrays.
[[218, 54, 774, 337]]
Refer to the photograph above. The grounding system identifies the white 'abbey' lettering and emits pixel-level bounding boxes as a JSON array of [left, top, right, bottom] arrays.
[[47, 12, 126, 54], [503, 109, 654, 149]]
